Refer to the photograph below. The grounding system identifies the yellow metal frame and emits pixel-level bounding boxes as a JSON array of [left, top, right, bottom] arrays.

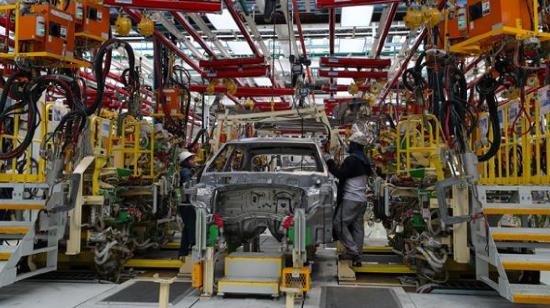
[[89, 115, 114, 195], [281, 267, 310, 292], [74, 32, 107, 43], [0, 2, 90, 68], [124, 258, 184, 269], [363, 246, 393, 253], [352, 263, 416, 274], [478, 86, 550, 185], [502, 260, 550, 271], [396, 114, 444, 180], [492, 231, 550, 242], [112, 117, 155, 179], [0, 102, 48, 183], [217, 279, 280, 296], [513, 294, 550, 305]]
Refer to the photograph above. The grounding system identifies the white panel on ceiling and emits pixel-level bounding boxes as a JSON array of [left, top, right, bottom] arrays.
[[338, 38, 366, 53], [341, 5, 374, 27], [226, 41, 254, 55], [206, 9, 239, 30], [254, 77, 272, 87]]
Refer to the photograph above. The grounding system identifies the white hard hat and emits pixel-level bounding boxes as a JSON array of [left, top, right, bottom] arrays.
[[178, 151, 196, 163]]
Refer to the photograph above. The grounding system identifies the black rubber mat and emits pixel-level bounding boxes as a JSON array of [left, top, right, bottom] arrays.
[[102, 281, 192, 303], [320, 286, 402, 308]]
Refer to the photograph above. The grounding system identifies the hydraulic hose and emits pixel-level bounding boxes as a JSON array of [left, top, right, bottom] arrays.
[[476, 75, 501, 162], [0, 71, 34, 160], [88, 39, 137, 116]]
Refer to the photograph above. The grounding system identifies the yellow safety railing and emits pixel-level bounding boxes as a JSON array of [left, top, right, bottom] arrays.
[[112, 116, 155, 179], [89, 115, 115, 195], [0, 102, 50, 183], [396, 114, 445, 180], [478, 85, 550, 185]]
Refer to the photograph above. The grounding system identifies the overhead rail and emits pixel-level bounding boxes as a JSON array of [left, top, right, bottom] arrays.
[[104, 0, 222, 12]]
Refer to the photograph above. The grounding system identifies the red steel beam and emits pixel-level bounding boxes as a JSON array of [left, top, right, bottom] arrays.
[[172, 12, 217, 58], [188, 85, 293, 96], [202, 66, 269, 78], [321, 84, 371, 92], [291, 0, 312, 84], [104, 0, 221, 12], [124, 9, 202, 74], [224, 0, 261, 57], [320, 57, 391, 68], [373, 2, 398, 58], [317, 0, 400, 9], [199, 57, 265, 68], [328, 8, 336, 87], [377, 0, 446, 105], [319, 70, 388, 79], [324, 97, 356, 103]]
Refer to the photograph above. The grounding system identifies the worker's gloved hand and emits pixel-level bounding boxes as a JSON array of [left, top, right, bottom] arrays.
[[322, 152, 332, 162]]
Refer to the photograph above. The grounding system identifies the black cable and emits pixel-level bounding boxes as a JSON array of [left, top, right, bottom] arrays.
[[476, 75, 501, 162], [89, 39, 136, 116]]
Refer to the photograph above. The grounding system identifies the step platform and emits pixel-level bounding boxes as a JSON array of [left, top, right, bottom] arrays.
[[218, 252, 282, 297]]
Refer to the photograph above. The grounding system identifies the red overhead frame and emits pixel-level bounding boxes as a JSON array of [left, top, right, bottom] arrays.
[[199, 57, 265, 68], [320, 57, 391, 68], [224, 0, 261, 57], [321, 84, 371, 92], [223, 0, 283, 88], [124, 9, 202, 73], [316, 0, 399, 9], [291, 0, 313, 84], [189, 85, 294, 96], [372, 2, 398, 58], [253, 102, 292, 111], [104, 0, 221, 12], [202, 66, 270, 78], [377, 0, 446, 105], [319, 70, 388, 79], [172, 12, 218, 58], [327, 8, 336, 92]]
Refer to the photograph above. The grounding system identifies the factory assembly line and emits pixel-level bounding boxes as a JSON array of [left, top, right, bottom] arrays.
[[1, 0, 550, 307]]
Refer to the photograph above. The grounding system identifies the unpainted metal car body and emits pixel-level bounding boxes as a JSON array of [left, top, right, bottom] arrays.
[[191, 138, 336, 248]]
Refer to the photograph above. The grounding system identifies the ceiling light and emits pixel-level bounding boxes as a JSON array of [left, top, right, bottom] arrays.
[[341, 5, 373, 27], [207, 9, 239, 30], [338, 38, 366, 53], [226, 41, 254, 55], [254, 77, 272, 87]]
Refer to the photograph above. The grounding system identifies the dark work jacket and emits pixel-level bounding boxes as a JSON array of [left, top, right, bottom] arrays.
[[327, 154, 373, 205]]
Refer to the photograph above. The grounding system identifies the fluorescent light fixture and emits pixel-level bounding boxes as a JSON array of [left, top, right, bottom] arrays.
[[338, 38, 366, 53], [207, 9, 239, 30], [341, 5, 373, 27], [254, 77, 272, 87], [226, 41, 253, 55]]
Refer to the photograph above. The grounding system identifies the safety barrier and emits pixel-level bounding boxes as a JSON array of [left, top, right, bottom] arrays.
[[478, 85, 550, 185], [112, 116, 155, 179], [0, 102, 57, 183], [396, 114, 444, 180]]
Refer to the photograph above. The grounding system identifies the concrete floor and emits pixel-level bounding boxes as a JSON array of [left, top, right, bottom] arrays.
[[0, 236, 547, 307]]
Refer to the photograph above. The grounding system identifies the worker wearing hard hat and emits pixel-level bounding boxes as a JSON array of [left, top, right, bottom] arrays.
[[178, 150, 198, 258], [326, 131, 373, 266]]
